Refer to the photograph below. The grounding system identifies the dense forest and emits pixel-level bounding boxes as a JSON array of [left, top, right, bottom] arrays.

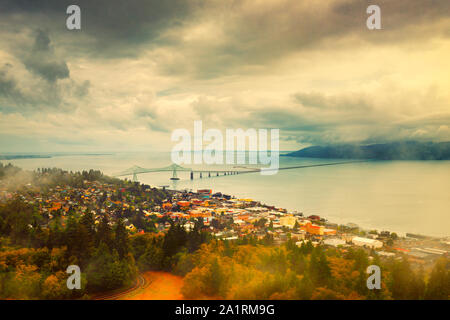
[[0, 200, 211, 299], [178, 240, 449, 299]]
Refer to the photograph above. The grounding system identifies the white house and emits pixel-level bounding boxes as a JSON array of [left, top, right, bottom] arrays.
[[352, 236, 383, 249], [324, 238, 346, 247]]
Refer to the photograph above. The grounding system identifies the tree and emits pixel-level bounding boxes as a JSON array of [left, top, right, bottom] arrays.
[[187, 225, 202, 253], [9, 264, 41, 299], [41, 271, 71, 299], [309, 247, 331, 287], [174, 251, 195, 276], [296, 275, 314, 299], [96, 215, 113, 249], [114, 219, 129, 259], [390, 258, 415, 300], [86, 242, 130, 292], [162, 224, 187, 258], [138, 244, 164, 271], [80, 211, 96, 244], [425, 257, 449, 300], [410, 266, 426, 300], [205, 257, 224, 296]]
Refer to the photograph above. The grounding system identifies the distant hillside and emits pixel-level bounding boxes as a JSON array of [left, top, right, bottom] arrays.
[[0, 155, 51, 160], [284, 141, 450, 160]]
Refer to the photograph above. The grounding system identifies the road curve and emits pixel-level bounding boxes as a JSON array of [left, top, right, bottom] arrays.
[[93, 273, 147, 300]]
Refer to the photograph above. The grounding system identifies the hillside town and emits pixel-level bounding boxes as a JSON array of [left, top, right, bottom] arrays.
[[1, 173, 448, 269]]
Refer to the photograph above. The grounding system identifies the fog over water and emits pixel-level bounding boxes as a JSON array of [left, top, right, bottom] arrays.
[[4, 152, 450, 237]]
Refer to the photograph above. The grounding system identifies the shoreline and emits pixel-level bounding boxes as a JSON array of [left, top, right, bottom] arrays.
[[1, 158, 448, 239], [168, 186, 449, 240]]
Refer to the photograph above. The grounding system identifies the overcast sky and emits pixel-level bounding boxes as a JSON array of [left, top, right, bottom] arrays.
[[0, 0, 449, 152]]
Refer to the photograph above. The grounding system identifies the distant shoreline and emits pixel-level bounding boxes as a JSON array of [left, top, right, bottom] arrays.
[[284, 141, 450, 160], [0, 153, 113, 160], [0, 155, 51, 160]]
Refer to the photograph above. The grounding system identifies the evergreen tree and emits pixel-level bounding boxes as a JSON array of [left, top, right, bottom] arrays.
[[96, 215, 113, 249], [390, 258, 414, 300], [309, 247, 331, 287], [425, 257, 449, 300], [114, 219, 129, 259]]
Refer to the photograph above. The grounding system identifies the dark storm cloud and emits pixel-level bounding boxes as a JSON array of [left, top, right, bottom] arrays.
[[21, 29, 69, 83], [149, 0, 450, 79], [0, 0, 194, 58], [0, 62, 82, 114], [0, 27, 92, 114], [0, 0, 448, 75]]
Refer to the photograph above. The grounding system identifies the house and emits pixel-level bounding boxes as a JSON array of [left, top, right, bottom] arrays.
[[352, 236, 383, 249], [323, 228, 337, 236], [280, 216, 297, 229], [324, 238, 346, 247], [301, 222, 324, 235]]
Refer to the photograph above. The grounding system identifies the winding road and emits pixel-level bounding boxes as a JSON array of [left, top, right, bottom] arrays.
[[93, 273, 148, 300], [93, 271, 184, 300]]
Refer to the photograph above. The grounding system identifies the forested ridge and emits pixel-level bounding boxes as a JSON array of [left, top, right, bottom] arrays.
[[285, 141, 450, 160]]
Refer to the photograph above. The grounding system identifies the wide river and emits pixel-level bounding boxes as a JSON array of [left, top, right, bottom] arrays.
[[4, 152, 450, 237]]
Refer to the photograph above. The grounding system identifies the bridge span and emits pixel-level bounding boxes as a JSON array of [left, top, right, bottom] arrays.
[[113, 160, 367, 182], [113, 163, 259, 182]]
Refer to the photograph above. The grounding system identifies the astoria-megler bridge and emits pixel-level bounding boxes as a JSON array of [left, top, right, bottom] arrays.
[[113, 161, 367, 182], [113, 163, 259, 182]]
